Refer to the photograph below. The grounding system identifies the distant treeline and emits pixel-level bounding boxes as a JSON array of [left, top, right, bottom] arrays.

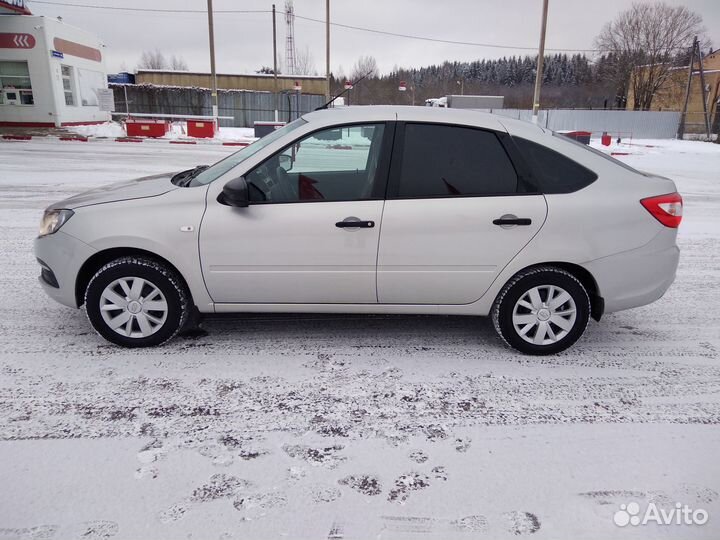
[[331, 53, 627, 109]]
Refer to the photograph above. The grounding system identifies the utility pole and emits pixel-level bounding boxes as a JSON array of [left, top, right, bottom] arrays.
[[678, 36, 697, 139], [697, 41, 711, 138], [207, 0, 218, 121], [325, 0, 331, 101], [531, 0, 549, 124], [272, 4, 278, 121]]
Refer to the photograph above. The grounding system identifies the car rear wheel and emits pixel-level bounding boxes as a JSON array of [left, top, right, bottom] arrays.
[[85, 257, 189, 347], [492, 266, 590, 355]]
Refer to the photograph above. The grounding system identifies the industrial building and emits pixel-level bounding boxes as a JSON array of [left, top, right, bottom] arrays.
[[134, 69, 326, 95], [627, 49, 720, 133]]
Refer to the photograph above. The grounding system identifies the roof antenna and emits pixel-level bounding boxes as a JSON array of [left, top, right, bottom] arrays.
[[315, 69, 374, 111]]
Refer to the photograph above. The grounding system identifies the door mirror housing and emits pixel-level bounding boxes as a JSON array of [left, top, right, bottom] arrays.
[[278, 153, 292, 171], [218, 176, 249, 207]]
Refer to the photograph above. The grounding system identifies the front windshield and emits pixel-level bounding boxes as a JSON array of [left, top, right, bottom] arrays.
[[191, 118, 307, 186]]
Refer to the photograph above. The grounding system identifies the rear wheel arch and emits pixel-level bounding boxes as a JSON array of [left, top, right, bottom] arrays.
[[75, 248, 194, 308], [497, 262, 604, 321]]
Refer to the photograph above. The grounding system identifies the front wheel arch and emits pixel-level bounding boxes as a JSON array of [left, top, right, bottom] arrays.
[[75, 248, 193, 309]]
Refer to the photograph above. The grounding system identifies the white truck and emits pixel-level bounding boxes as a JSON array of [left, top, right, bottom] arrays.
[[425, 95, 504, 109]]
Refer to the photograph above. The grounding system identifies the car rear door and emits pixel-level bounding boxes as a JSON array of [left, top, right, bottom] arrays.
[[376, 122, 547, 305]]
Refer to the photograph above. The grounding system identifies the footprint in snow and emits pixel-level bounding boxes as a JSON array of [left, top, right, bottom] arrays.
[[503, 511, 541, 535]]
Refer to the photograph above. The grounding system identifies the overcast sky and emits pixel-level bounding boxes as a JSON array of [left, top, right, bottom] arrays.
[[26, 0, 720, 76]]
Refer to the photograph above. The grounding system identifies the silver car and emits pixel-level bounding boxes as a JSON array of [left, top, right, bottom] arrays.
[[34, 106, 682, 354]]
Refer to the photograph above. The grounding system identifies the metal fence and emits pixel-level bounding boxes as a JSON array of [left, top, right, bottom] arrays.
[[110, 84, 326, 128], [481, 109, 683, 139], [110, 85, 711, 139]]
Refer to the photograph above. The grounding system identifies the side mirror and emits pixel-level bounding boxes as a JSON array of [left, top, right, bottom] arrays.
[[218, 176, 249, 207], [278, 154, 292, 171]]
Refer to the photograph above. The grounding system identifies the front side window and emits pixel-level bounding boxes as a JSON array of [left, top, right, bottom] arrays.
[[245, 123, 386, 203], [396, 123, 518, 198], [192, 118, 307, 186], [0, 61, 33, 106]]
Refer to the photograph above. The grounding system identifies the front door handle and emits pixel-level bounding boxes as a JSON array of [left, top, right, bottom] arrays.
[[493, 216, 532, 227], [336, 219, 375, 229]]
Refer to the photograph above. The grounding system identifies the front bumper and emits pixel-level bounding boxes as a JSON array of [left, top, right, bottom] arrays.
[[584, 228, 680, 313], [34, 231, 97, 308]]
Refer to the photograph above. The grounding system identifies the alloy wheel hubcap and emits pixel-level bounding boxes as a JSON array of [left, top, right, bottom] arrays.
[[99, 277, 168, 338], [511, 284, 577, 346]]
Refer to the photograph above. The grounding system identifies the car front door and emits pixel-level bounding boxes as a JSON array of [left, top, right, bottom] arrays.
[[377, 122, 548, 305], [199, 122, 393, 304]]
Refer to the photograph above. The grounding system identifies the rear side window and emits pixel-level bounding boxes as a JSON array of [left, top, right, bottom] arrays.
[[396, 123, 518, 198], [513, 137, 597, 194]]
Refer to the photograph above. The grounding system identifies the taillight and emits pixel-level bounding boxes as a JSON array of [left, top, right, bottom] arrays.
[[640, 192, 683, 228]]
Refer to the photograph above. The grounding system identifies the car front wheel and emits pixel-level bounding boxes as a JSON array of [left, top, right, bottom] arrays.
[[85, 256, 189, 347], [492, 266, 590, 355]]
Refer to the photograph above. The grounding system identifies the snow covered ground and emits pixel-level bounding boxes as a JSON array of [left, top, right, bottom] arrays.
[[0, 137, 719, 540]]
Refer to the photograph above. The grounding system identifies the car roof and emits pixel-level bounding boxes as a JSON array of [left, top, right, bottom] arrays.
[[302, 105, 533, 133]]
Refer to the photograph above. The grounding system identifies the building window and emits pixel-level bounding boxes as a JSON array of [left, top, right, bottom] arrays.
[[0, 61, 33, 106], [61, 65, 75, 106], [78, 68, 106, 106]]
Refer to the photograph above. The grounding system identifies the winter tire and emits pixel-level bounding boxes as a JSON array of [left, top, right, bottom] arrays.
[[492, 266, 590, 355], [85, 256, 189, 348]]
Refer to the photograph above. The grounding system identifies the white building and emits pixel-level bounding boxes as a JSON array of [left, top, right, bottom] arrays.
[[0, 5, 110, 127]]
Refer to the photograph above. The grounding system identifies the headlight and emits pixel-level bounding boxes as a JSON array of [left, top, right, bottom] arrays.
[[39, 209, 74, 237]]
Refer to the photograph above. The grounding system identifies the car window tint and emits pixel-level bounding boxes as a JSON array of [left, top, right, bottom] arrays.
[[246, 124, 385, 203], [552, 132, 646, 176], [397, 123, 517, 198], [513, 137, 598, 193]]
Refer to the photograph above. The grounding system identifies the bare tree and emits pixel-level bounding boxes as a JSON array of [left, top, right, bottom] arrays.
[[169, 55, 189, 71], [138, 49, 168, 70], [351, 55, 378, 82], [294, 46, 317, 76], [595, 2, 705, 110], [349, 56, 379, 103]]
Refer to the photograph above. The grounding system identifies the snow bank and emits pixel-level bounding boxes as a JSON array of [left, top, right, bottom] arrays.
[[68, 121, 256, 143], [69, 121, 126, 139]]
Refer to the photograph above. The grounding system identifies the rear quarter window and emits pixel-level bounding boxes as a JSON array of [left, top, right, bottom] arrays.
[[513, 137, 598, 194]]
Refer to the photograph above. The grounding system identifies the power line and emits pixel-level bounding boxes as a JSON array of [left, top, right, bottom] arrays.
[[30, 0, 599, 53], [29, 0, 697, 54], [30, 0, 271, 14], [293, 14, 600, 53]]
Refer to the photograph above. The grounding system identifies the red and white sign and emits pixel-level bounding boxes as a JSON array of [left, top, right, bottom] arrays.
[[0, 33, 36, 49], [293, 81, 302, 91], [398, 81, 407, 92], [344, 81, 353, 90]]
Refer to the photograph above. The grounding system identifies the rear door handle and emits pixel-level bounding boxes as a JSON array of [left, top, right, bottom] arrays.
[[493, 216, 532, 226], [336, 219, 375, 229]]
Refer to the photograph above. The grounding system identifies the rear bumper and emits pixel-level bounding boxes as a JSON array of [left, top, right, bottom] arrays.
[[584, 228, 679, 313], [34, 231, 97, 309]]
